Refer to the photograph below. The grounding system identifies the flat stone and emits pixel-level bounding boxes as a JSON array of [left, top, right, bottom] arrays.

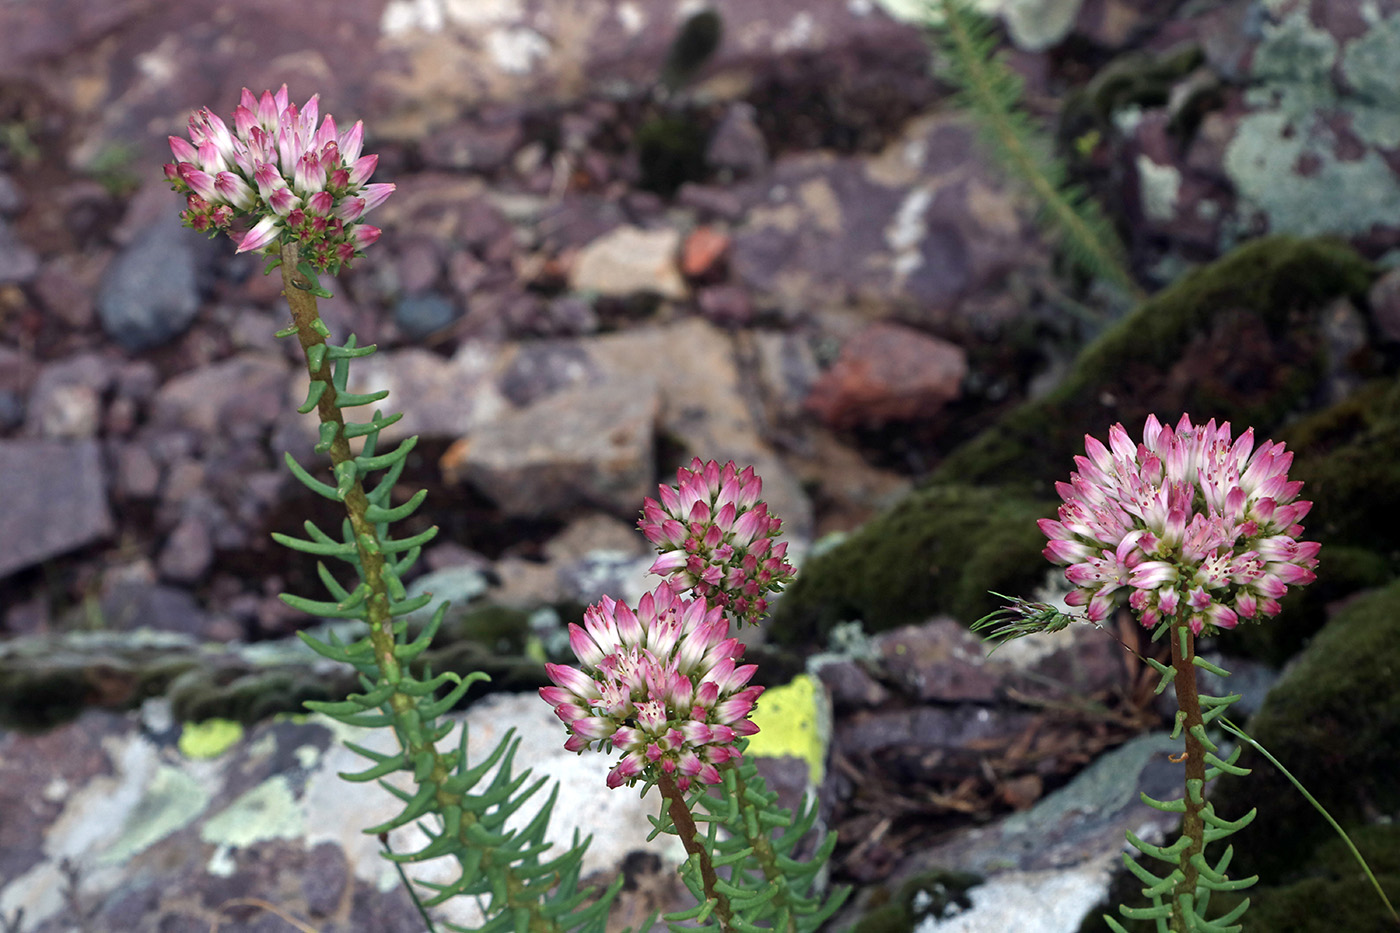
[[570, 225, 687, 300], [805, 321, 968, 429], [0, 439, 113, 579], [447, 376, 659, 518], [151, 352, 289, 439], [585, 319, 814, 540]]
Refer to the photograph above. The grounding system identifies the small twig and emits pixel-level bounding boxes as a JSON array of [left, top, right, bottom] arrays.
[[209, 898, 320, 933]]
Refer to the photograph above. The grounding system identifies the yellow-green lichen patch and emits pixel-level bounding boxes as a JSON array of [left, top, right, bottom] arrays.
[[200, 775, 304, 848], [746, 674, 828, 783], [98, 764, 211, 865], [177, 718, 243, 759]]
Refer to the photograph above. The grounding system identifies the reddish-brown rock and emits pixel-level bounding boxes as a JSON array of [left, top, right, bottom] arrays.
[[804, 321, 967, 429]]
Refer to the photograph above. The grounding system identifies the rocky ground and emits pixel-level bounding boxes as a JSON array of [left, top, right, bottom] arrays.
[[1, 0, 1399, 931]]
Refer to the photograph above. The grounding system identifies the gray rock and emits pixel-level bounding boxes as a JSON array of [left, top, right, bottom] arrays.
[[23, 352, 116, 440], [0, 438, 114, 579], [707, 101, 770, 178], [394, 293, 461, 340], [0, 217, 38, 285], [448, 375, 659, 518], [0, 172, 21, 215], [97, 219, 201, 351], [156, 510, 215, 584], [150, 352, 289, 439], [100, 581, 212, 637]]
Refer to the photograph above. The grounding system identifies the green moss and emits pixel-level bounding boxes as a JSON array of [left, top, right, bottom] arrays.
[[1208, 825, 1400, 932], [635, 114, 709, 197], [167, 665, 340, 724], [850, 869, 982, 933], [769, 484, 1050, 645], [930, 235, 1376, 491], [1212, 579, 1400, 882]]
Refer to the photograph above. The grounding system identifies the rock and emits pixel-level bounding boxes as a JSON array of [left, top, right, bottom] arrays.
[[497, 339, 601, 407], [730, 116, 1041, 330], [0, 692, 674, 932], [33, 253, 105, 329], [156, 511, 215, 585], [867, 734, 1182, 933], [570, 225, 687, 300], [1368, 266, 1400, 343], [681, 225, 730, 279], [585, 319, 814, 540], [444, 375, 659, 519], [336, 344, 508, 444], [1100, 0, 1400, 259], [23, 353, 116, 440], [0, 439, 114, 580], [114, 442, 162, 499], [0, 173, 21, 215], [421, 109, 525, 173], [697, 284, 754, 328], [0, 218, 38, 285], [392, 236, 444, 294], [100, 582, 213, 637], [394, 293, 461, 340], [805, 321, 968, 429], [707, 101, 770, 178], [151, 352, 289, 440], [96, 219, 202, 352]]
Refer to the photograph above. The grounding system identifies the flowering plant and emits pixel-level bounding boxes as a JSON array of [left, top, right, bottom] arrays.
[[543, 461, 846, 932], [976, 414, 1400, 932], [169, 88, 843, 933], [165, 85, 393, 273]]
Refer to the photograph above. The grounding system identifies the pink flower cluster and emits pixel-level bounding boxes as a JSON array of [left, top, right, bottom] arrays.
[[639, 459, 795, 626], [164, 86, 393, 273], [1041, 414, 1319, 635], [541, 585, 762, 792]]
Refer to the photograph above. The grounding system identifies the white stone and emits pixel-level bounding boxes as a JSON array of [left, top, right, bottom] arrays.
[[570, 225, 687, 300]]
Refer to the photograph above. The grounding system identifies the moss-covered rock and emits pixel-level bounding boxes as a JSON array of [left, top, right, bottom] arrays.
[[930, 235, 1375, 493], [1213, 578, 1400, 881], [768, 484, 1050, 645], [1224, 374, 1400, 663], [1078, 582, 1400, 932], [849, 869, 982, 933]]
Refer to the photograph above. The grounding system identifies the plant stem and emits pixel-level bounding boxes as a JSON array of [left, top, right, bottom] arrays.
[[658, 773, 733, 931], [279, 241, 402, 687], [1170, 623, 1207, 931], [727, 761, 797, 933]]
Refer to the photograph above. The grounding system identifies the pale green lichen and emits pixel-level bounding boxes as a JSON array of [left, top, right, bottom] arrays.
[[1224, 111, 1400, 239], [98, 765, 211, 865], [200, 775, 304, 848], [177, 718, 243, 758], [1223, 9, 1400, 241], [746, 674, 829, 783], [1341, 13, 1400, 148]]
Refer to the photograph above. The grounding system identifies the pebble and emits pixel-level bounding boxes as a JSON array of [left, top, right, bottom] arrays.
[[96, 219, 201, 351], [394, 293, 461, 340], [805, 321, 968, 429]]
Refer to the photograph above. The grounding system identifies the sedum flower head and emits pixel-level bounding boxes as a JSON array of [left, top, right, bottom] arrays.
[[1042, 414, 1319, 635], [540, 584, 762, 792], [639, 458, 795, 626], [164, 85, 393, 274]]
